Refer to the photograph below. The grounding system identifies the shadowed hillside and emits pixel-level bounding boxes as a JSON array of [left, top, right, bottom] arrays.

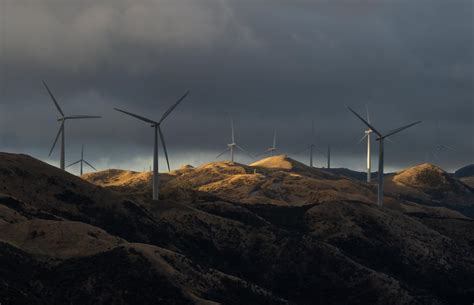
[[1, 153, 474, 305], [455, 164, 474, 188], [454, 164, 474, 178], [385, 163, 474, 216]]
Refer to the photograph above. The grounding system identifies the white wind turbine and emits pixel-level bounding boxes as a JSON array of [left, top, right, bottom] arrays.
[[43, 81, 101, 170], [355, 105, 373, 182], [348, 107, 421, 207], [216, 118, 252, 163], [66, 144, 97, 176], [114, 91, 190, 201], [257, 130, 278, 157]]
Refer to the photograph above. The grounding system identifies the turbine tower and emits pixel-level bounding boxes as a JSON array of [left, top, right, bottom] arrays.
[[355, 105, 373, 182], [216, 118, 252, 162], [43, 81, 101, 170], [327, 144, 331, 169], [348, 107, 421, 207], [257, 130, 278, 157], [114, 91, 190, 201], [66, 145, 97, 175]]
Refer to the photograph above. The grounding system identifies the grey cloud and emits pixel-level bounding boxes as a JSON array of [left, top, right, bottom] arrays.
[[0, 0, 472, 173]]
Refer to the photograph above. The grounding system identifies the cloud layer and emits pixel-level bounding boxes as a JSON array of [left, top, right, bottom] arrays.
[[0, 0, 472, 173]]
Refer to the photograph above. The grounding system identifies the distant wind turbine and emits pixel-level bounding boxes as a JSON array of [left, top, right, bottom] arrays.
[[257, 130, 278, 157], [348, 107, 421, 207], [66, 145, 97, 176], [428, 121, 455, 161], [43, 81, 101, 170], [295, 121, 324, 167], [355, 105, 373, 183], [216, 118, 252, 163], [327, 144, 331, 169], [114, 91, 190, 201]]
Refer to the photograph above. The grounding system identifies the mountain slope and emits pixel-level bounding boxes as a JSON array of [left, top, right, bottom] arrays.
[[1, 153, 474, 305], [454, 164, 474, 178], [384, 163, 474, 216], [161, 156, 377, 206]]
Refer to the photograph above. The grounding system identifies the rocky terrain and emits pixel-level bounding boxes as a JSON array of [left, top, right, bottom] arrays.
[[384, 163, 474, 217], [454, 164, 474, 188], [1, 152, 474, 305]]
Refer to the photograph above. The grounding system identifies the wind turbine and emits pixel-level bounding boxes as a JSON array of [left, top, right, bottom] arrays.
[[66, 145, 97, 175], [114, 91, 190, 201], [355, 105, 373, 182], [216, 118, 252, 162], [348, 107, 421, 207], [257, 130, 278, 157], [43, 81, 101, 170], [295, 121, 324, 167], [429, 121, 455, 161], [327, 144, 331, 169]]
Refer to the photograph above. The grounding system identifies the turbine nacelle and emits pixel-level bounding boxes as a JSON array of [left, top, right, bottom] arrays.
[[216, 119, 252, 162], [43, 80, 102, 170], [114, 90, 190, 201], [348, 106, 421, 207]]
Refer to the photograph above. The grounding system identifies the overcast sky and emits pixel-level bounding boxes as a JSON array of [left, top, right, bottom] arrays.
[[0, 0, 472, 174]]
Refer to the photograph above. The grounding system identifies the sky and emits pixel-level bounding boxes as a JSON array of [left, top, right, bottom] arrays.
[[0, 0, 472, 174]]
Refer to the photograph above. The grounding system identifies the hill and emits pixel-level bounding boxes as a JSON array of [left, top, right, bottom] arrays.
[[323, 167, 378, 181], [454, 164, 474, 188], [385, 163, 474, 216], [461, 177, 474, 188], [1, 153, 474, 305], [162, 156, 375, 206], [454, 164, 474, 178]]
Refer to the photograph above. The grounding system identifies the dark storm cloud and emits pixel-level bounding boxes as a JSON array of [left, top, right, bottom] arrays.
[[0, 0, 472, 172]]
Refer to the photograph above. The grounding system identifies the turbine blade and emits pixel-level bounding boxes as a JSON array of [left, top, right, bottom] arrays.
[[49, 122, 64, 156], [357, 134, 368, 145], [256, 151, 269, 157], [158, 126, 171, 172], [66, 160, 81, 168], [314, 146, 327, 157], [435, 121, 441, 144], [159, 91, 190, 124], [366, 104, 371, 124], [442, 145, 456, 151], [347, 107, 382, 137], [273, 131, 277, 148], [231, 118, 235, 143], [431, 151, 440, 161], [385, 137, 396, 144], [84, 160, 97, 171], [236, 144, 254, 158], [65, 115, 102, 119], [216, 148, 230, 159], [114, 108, 158, 124], [42, 80, 64, 117], [293, 145, 311, 155], [383, 121, 421, 139], [81, 144, 84, 159]]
